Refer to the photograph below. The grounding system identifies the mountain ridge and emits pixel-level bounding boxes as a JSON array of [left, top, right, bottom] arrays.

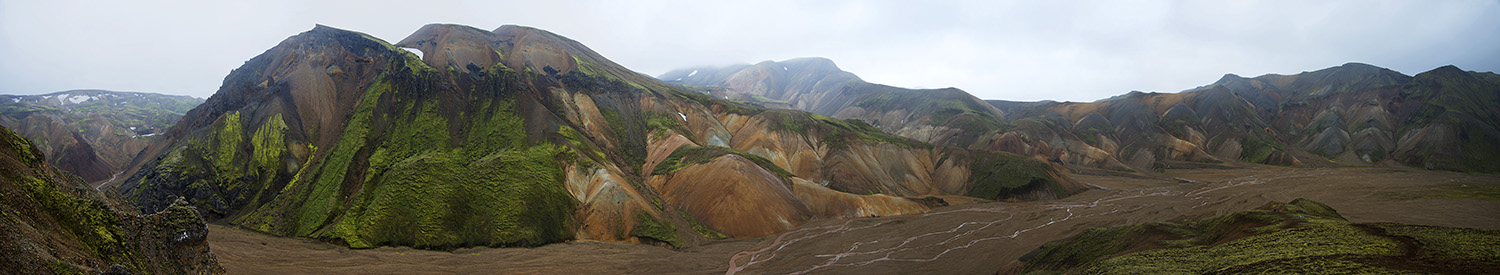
[[115, 24, 1084, 250], [663, 58, 1500, 174]]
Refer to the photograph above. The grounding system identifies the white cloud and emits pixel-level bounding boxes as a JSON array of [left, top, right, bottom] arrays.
[[2, 0, 1497, 102]]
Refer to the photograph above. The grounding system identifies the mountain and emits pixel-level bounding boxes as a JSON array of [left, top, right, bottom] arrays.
[[1017, 199, 1500, 273], [0, 124, 222, 274], [115, 24, 1084, 250], [661, 58, 1009, 147], [0, 90, 203, 182], [990, 63, 1500, 174], [668, 60, 1500, 175]]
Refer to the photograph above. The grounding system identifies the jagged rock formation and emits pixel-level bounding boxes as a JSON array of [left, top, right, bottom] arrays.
[[0, 125, 222, 274], [116, 24, 1085, 250], [0, 90, 203, 182], [1016, 199, 1500, 274]]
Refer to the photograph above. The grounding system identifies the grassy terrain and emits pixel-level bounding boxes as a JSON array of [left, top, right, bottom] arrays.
[[1021, 199, 1500, 274], [758, 109, 929, 151], [652, 145, 795, 183], [963, 151, 1064, 200]]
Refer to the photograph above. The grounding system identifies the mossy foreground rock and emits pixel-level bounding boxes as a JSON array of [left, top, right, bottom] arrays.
[[1018, 199, 1500, 274], [0, 125, 223, 274]]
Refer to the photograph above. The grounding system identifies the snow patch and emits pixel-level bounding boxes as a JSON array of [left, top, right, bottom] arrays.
[[10, 98, 17, 103], [66, 94, 92, 104], [687, 69, 698, 77], [678, 112, 687, 121], [782, 66, 788, 71], [141, 133, 158, 137], [400, 47, 424, 59], [129, 126, 136, 130]]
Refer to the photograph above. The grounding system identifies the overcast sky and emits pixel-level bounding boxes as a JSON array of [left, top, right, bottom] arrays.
[[2, 0, 1497, 102]]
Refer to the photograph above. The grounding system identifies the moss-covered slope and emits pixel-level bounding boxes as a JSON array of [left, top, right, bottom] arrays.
[[117, 24, 1084, 251], [1019, 199, 1500, 274], [0, 124, 223, 274]]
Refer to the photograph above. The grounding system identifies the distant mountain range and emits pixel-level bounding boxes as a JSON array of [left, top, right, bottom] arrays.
[[662, 60, 1500, 175], [0, 90, 202, 182]]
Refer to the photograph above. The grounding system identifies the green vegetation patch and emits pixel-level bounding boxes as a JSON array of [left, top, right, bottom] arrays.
[[252, 114, 288, 175], [749, 94, 791, 105], [0, 102, 57, 114], [15, 176, 133, 267], [264, 73, 578, 249], [333, 144, 573, 249], [631, 212, 680, 247], [651, 145, 795, 183], [1018, 199, 1476, 274], [1375, 224, 1500, 262], [758, 109, 928, 151], [963, 151, 1063, 200], [679, 209, 728, 240], [1388, 183, 1500, 201]]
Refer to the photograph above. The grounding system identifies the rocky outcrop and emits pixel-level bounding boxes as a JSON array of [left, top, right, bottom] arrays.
[[0, 125, 222, 274]]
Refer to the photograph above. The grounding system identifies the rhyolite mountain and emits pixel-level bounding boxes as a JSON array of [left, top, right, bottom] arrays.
[[989, 63, 1500, 174], [662, 58, 1009, 148], [0, 90, 203, 182], [115, 24, 1083, 249], [665, 60, 1500, 174], [0, 124, 222, 274]]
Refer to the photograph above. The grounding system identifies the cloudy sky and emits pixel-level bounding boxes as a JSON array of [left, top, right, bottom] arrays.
[[2, 0, 1497, 102]]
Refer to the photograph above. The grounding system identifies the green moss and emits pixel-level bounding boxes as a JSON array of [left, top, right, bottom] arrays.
[[1376, 224, 1500, 262], [0, 102, 57, 114], [679, 209, 728, 240], [758, 109, 928, 151], [296, 76, 390, 236], [1240, 132, 1281, 164], [631, 212, 680, 247], [749, 94, 791, 105], [652, 145, 795, 183], [252, 114, 288, 175], [1086, 219, 1399, 274], [571, 55, 647, 92], [1020, 200, 1460, 274], [359, 33, 436, 73], [213, 111, 243, 176], [964, 151, 1062, 200], [1388, 184, 1500, 201], [333, 144, 572, 249], [645, 112, 685, 140], [1, 126, 41, 167], [15, 176, 134, 270]]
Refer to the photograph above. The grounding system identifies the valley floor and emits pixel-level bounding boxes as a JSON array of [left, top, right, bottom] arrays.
[[207, 166, 1500, 274]]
